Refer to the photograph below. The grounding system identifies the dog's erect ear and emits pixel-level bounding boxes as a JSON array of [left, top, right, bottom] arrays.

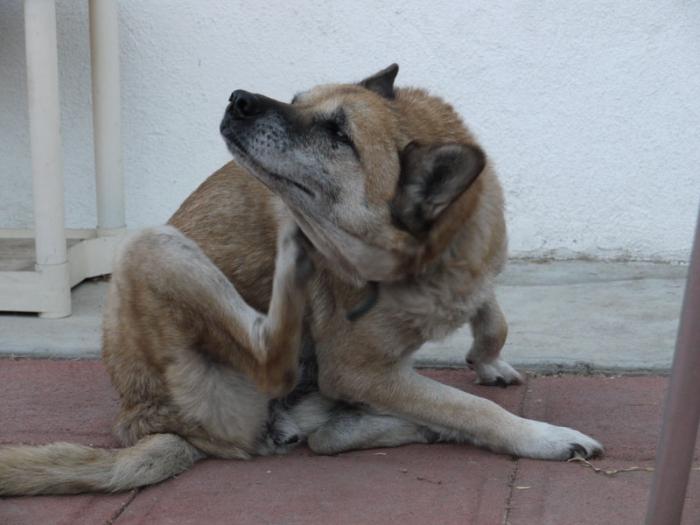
[[359, 63, 399, 99], [391, 142, 486, 235]]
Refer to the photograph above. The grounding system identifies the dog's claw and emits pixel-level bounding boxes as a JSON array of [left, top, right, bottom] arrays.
[[278, 434, 300, 446], [568, 443, 588, 459], [568, 441, 603, 460], [469, 358, 523, 387]]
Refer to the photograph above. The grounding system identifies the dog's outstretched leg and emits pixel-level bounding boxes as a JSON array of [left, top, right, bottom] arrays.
[[466, 294, 523, 387], [325, 364, 602, 460]]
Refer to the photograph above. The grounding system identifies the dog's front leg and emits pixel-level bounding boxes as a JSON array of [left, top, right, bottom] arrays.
[[466, 294, 523, 386], [332, 367, 602, 460]]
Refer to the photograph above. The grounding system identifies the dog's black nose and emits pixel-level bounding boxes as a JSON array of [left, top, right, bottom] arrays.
[[229, 90, 261, 118]]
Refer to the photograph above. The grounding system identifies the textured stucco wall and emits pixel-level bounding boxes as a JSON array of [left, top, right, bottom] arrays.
[[1, 1, 698, 261]]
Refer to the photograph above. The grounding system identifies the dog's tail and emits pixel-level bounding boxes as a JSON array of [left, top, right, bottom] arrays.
[[0, 433, 203, 496]]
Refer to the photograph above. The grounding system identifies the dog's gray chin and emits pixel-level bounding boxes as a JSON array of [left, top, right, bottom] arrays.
[[222, 135, 315, 199], [220, 130, 252, 165]]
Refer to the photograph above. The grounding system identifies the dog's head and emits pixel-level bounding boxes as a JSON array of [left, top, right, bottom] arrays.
[[220, 64, 486, 285]]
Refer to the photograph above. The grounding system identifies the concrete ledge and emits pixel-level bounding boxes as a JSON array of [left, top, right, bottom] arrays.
[[417, 260, 686, 374], [0, 260, 687, 372]]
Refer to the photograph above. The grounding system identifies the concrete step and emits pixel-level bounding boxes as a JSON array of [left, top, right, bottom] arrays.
[[0, 260, 688, 372]]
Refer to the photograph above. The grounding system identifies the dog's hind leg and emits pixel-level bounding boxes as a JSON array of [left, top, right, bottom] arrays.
[[465, 294, 523, 386], [306, 409, 438, 455], [281, 395, 436, 455], [112, 218, 312, 399]]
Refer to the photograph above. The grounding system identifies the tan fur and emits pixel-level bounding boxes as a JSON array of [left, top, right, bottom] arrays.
[[0, 65, 601, 496], [0, 435, 201, 496]]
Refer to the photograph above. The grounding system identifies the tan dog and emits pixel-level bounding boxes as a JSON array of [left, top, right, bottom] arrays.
[[0, 64, 601, 496]]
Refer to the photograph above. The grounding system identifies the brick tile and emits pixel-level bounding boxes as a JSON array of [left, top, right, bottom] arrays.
[[117, 446, 515, 525], [507, 460, 700, 525]]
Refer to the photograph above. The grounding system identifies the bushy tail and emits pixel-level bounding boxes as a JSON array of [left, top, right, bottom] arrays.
[[0, 434, 202, 496]]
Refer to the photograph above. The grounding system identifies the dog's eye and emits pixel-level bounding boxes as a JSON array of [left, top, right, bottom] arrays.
[[325, 120, 351, 145]]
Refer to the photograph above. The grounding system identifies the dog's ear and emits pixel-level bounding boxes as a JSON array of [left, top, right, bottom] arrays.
[[359, 63, 399, 99], [391, 142, 486, 236]]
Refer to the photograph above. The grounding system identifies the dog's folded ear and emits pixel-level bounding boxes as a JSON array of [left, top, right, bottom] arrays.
[[391, 142, 486, 236], [359, 63, 399, 99]]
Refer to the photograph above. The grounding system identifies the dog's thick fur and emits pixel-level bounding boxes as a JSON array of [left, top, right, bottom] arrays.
[[0, 65, 602, 496]]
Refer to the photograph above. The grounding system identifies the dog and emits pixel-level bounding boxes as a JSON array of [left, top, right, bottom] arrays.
[[0, 64, 602, 496]]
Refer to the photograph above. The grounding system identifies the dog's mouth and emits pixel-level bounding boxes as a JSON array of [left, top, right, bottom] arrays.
[[220, 127, 315, 199]]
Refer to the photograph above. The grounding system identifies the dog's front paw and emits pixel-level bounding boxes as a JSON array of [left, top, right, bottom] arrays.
[[467, 357, 523, 387], [516, 420, 603, 461]]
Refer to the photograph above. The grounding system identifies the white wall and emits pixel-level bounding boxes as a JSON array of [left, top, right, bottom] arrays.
[[1, 1, 699, 262]]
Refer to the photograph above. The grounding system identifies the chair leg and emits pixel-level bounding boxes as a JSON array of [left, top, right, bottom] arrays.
[[646, 207, 700, 525], [24, 0, 70, 318], [89, 0, 125, 235]]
